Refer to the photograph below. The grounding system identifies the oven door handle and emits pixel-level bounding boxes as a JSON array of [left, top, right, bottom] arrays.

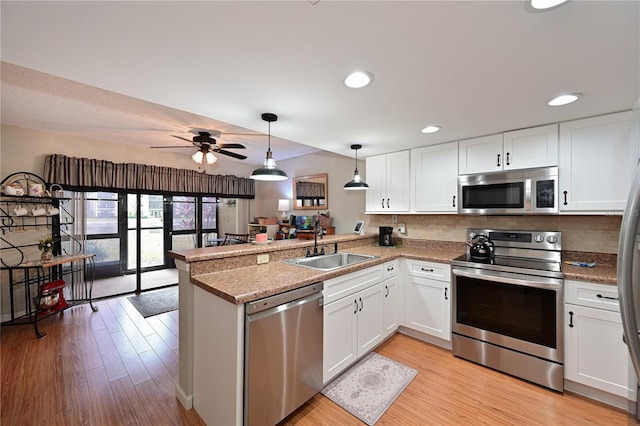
[[451, 267, 562, 290]]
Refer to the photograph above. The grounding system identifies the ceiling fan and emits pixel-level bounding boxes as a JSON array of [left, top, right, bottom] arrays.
[[151, 131, 249, 164]]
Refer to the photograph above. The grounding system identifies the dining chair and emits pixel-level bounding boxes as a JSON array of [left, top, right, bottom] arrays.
[[222, 233, 250, 245]]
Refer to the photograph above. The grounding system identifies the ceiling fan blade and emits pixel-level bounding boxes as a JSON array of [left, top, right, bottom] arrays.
[[217, 149, 247, 160], [171, 135, 194, 143], [221, 132, 266, 136], [217, 143, 246, 149], [150, 145, 194, 149]]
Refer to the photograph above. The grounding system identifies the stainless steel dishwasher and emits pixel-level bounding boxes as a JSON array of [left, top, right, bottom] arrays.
[[244, 282, 323, 426]]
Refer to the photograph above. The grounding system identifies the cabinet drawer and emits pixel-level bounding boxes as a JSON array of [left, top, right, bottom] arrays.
[[565, 279, 619, 312], [405, 259, 450, 282], [323, 265, 383, 305], [383, 259, 400, 280]]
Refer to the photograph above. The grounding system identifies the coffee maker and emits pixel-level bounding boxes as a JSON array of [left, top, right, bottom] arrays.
[[379, 226, 394, 247]]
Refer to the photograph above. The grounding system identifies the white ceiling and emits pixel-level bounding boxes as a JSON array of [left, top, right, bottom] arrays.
[[1, 1, 638, 166]]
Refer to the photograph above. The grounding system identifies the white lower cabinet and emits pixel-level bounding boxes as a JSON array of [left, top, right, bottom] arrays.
[[323, 266, 384, 384], [403, 259, 451, 341], [564, 280, 637, 404], [382, 260, 402, 338]]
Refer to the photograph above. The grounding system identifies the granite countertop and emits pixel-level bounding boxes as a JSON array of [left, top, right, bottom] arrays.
[[169, 233, 371, 263], [187, 236, 619, 305], [563, 264, 617, 286], [190, 244, 464, 304]]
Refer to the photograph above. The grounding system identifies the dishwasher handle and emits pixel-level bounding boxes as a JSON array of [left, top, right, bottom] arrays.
[[246, 282, 323, 316]]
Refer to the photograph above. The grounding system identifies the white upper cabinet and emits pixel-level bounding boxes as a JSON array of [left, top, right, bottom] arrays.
[[559, 111, 639, 213], [365, 150, 410, 212], [458, 134, 504, 175], [458, 124, 559, 175], [412, 141, 459, 212], [503, 124, 558, 170]]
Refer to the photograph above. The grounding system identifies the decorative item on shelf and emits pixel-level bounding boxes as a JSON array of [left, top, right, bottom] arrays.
[[250, 113, 288, 181], [344, 144, 369, 190], [28, 183, 45, 197], [278, 199, 290, 223], [257, 216, 278, 225], [12, 204, 27, 216], [48, 184, 65, 198], [3, 181, 25, 196], [38, 234, 57, 262]]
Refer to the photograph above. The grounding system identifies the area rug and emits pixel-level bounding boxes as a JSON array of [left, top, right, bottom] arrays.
[[321, 352, 417, 425], [127, 286, 178, 318]]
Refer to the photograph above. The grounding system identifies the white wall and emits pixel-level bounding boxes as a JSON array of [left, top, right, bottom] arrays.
[[249, 151, 366, 234]]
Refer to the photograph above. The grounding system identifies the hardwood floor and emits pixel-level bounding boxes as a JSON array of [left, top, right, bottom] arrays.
[[2, 295, 638, 426], [285, 333, 638, 426], [1, 295, 204, 425]]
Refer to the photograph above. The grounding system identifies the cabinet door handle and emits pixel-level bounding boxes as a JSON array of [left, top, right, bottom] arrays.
[[387, 266, 394, 272], [386, 198, 390, 209], [569, 311, 574, 328], [421, 267, 434, 272], [563, 191, 568, 206], [381, 198, 385, 209], [497, 153, 501, 167], [597, 293, 619, 301], [354, 300, 358, 314], [452, 195, 456, 208], [385, 285, 389, 298], [359, 297, 363, 312], [444, 287, 448, 300], [505, 152, 510, 166]]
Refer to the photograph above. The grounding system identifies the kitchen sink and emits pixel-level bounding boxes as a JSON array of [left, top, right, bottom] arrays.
[[283, 252, 377, 271]]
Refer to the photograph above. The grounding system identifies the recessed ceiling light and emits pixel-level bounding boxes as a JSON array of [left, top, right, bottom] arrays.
[[344, 71, 374, 89], [548, 93, 581, 106], [421, 125, 441, 134], [528, 0, 569, 11]]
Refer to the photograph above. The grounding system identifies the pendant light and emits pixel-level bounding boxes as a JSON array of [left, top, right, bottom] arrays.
[[250, 113, 288, 181], [344, 144, 369, 190]]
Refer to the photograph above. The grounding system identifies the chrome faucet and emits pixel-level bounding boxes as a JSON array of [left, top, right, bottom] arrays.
[[306, 218, 325, 257]]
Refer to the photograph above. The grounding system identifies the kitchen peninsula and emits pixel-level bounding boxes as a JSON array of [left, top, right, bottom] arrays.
[[168, 233, 464, 425], [169, 232, 620, 425]]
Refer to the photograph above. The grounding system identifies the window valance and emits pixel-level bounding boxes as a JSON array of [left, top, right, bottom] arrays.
[[295, 181, 325, 199], [43, 154, 255, 198]]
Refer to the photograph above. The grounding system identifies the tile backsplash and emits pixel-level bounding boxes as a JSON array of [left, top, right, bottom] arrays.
[[365, 214, 622, 254]]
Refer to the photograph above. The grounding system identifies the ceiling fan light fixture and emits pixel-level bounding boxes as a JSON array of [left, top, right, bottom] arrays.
[[250, 113, 288, 181], [205, 151, 217, 164], [192, 150, 204, 164], [344, 144, 369, 190]]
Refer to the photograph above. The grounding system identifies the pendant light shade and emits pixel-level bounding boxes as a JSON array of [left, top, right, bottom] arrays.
[[344, 144, 369, 190], [250, 113, 288, 181]]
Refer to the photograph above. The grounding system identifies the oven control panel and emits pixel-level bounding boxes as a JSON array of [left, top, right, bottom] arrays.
[[467, 229, 561, 251]]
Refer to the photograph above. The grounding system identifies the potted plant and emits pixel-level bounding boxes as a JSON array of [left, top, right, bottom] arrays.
[[38, 235, 56, 261]]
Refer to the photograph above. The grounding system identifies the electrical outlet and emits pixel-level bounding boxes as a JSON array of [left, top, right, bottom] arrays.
[[391, 215, 398, 224], [398, 223, 406, 234], [257, 254, 269, 264]]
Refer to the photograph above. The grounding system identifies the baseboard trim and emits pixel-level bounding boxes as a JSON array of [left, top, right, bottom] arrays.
[[175, 384, 193, 410]]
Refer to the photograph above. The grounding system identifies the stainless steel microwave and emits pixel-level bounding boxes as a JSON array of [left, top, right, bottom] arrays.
[[458, 166, 558, 215]]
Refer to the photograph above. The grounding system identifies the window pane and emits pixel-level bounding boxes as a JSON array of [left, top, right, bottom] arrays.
[[203, 201, 217, 230], [85, 238, 120, 264], [140, 194, 164, 228], [173, 234, 197, 251], [140, 229, 164, 268], [173, 200, 196, 231], [85, 195, 118, 235], [86, 192, 118, 200]]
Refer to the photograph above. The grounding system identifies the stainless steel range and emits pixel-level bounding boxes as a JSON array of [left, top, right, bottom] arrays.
[[451, 228, 564, 392]]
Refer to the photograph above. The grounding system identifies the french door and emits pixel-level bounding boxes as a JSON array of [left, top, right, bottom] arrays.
[[86, 192, 219, 295]]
